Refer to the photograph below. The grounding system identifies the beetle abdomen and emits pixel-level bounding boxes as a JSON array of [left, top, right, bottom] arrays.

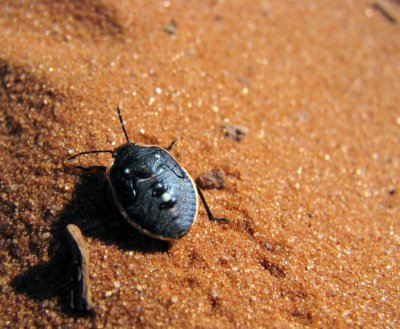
[[107, 145, 199, 240], [124, 170, 198, 239]]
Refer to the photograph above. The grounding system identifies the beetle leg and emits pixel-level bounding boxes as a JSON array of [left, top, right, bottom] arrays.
[[196, 185, 229, 222], [165, 139, 177, 151]]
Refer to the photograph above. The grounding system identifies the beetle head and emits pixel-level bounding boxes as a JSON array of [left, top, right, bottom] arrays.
[[112, 143, 138, 158]]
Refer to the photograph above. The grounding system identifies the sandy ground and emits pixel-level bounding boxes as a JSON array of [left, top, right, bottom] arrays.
[[0, 0, 399, 328]]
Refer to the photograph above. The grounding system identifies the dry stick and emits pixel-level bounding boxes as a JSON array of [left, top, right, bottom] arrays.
[[373, 2, 398, 23], [65, 224, 94, 312]]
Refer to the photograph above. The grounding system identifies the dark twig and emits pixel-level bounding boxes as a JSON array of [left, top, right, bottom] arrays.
[[373, 2, 397, 23]]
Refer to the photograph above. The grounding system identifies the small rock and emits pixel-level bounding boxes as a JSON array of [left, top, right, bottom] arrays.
[[196, 169, 226, 190], [297, 111, 310, 123], [10, 184, 20, 192], [163, 19, 177, 35], [219, 255, 230, 264], [264, 242, 273, 251], [222, 123, 248, 142]]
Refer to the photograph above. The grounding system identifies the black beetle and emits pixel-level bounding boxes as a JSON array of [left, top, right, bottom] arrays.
[[68, 107, 228, 240]]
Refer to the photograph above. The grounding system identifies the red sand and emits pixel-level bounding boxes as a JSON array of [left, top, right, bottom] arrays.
[[0, 1, 399, 327]]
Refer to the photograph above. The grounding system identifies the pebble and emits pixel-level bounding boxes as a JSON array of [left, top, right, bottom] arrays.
[[222, 123, 249, 142], [264, 242, 273, 251], [196, 169, 226, 190], [11, 184, 20, 192], [163, 19, 177, 35]]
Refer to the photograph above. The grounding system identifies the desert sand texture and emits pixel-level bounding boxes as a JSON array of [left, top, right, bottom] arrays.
[[0, 0, 399, 328]]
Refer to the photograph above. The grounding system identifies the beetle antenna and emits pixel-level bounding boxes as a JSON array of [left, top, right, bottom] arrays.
[[67, 150, 114, 161], [117, 106, 130, 143]]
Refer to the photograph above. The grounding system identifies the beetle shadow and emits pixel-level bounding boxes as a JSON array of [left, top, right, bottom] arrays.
[[12, 168, 169, 317], [53, 167, 170, 253]]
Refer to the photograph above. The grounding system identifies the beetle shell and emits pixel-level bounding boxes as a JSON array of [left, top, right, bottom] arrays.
[[106, 143, 198, 240]]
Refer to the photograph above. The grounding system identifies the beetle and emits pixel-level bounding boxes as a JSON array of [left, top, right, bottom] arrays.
[[68, 106, 228, 241]]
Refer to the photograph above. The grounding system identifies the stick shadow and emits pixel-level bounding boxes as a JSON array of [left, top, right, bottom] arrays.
[[12, 168, 169, 316]]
